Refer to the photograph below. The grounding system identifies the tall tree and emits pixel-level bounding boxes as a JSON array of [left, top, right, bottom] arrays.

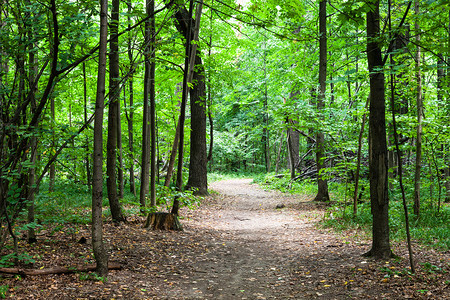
[[92, 0, 109, 277], [313, 0, 330, 202], [365, 0, 392, 259], [140, 0, 152, 208], [413, 0, 423, 217], [174, 2, 208, 196], [149, 0, 157, 207], [106, 0, 126, 222], [126, 0, 136, 197]]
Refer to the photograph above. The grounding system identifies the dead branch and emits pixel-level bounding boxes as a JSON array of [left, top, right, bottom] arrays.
[[0, 262, 121, 276]]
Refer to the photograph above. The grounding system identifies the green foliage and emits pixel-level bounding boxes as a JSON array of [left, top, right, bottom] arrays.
[[0, 252, 35, 268], [79, 272, 108, 283], [0, 285, 8, 299], [253, 172, 317, 195]]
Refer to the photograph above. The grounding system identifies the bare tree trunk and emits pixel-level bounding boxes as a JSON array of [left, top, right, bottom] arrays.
[[413, 0, 423, 217], [262, 43, 271, 173], [126, 0, 136, 197], [164, 119, 181, 187], [83, 62, 91, 191], [172, 0, 194, 215], [314, 0, 329, 202], [181, 3, 208, 196], [106, 0, 126, 222], [92, 0, 109, 277], [140, 1, 152, 208], [149, 0, 157, 207], [26, 26, 38, 243], [365, 0, 393, 259], [117, 104, 124, 199], [353, 97, 369, 216], [49, 96, 55, 192]]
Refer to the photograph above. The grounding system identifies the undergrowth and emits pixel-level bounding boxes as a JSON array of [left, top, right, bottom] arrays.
[[254, 172, 450, 251]]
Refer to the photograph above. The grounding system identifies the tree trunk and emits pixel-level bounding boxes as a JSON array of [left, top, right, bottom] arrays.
[[126, 0, 136, 197], [92, 0, 109, 277], [149, 0, 157, 207], [140, 1, 152, 208], [186, 54, 208, 195], [83, 62, 91, 191], [106, 0, 126, 223], [313, 0, 329, 202], [413, 0, 422, 217], [173, 3, 208, 196], [117, 96, 124, 199], [164, 117, 181, 187], [49, 95, 56, 192], [353, 97, 369, 216], [27, 26, 38, 243], [171, 0, 194, 215], [365, 0, 392, 259]]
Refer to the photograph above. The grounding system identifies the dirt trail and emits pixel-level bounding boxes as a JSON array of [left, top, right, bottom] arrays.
[[5, 178, 448, 299], [159, 178, 365, 299]]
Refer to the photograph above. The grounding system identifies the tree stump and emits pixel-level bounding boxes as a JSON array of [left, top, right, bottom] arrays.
[[143, 212, 183, 231]]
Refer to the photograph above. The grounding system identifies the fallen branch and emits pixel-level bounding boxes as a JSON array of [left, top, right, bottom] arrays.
[[0, 262, 121, 276]]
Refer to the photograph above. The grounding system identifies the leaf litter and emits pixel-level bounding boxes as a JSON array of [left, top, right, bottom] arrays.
[[1, 178, 448, 299]]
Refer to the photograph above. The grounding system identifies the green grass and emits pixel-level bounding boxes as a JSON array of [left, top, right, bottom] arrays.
[[208, 171, 261, 183], [252, 172, 318, 195]]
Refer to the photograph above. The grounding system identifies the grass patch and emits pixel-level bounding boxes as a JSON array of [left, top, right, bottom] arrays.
[[252, 172, 318, 195]]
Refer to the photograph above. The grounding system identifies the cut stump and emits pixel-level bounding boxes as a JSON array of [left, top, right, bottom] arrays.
[[144, 212, 183, 231]]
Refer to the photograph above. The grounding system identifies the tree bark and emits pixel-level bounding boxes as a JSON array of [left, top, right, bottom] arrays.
[[149, 0, 157, 207], [171, 0, 194, 215], [413, 0, 422, 217], [174, 2, 208, 196], [140, 1, 152, 208], [106, 0, 126, 223], [353, 97, 369, 216], [365, 0, 392, 259], [49, 95, 56, 192], [92, 0, 109, 277], [126, 0, 136, 197], [83, 62, 91, 191], [313, 0, 330, 202]]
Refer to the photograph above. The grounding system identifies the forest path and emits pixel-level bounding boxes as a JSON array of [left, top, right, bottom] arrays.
[[7, 178, 447, 299], [158, 178, 369, 299]]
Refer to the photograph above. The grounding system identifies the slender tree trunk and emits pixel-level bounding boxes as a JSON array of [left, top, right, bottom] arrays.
[[164, 118, 181, 187], [172, 0, 194, 214], [49, 95, 55, 192], [365, 0, 392, 259], [174, 2, 208, 195], [83, 62, 91, 191], [262, 44, 271, 173], [353, 97, 369, 216], [149, 0, 157, 207], [106, 0, 125, 222], [27, 29, 37, 243], [117, 105, 124, 199], [92, 0, 109, 277], [140, 2, 152, 208], [413, 0, 422, 217], [314, 0, 329, 202], [126, 0, 136, 197]]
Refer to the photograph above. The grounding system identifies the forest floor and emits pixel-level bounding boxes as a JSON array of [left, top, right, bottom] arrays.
[[1, 178, 449, 299]]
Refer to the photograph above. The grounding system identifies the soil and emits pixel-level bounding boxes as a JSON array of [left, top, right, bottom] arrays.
[[1, 178, 449, 299]]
